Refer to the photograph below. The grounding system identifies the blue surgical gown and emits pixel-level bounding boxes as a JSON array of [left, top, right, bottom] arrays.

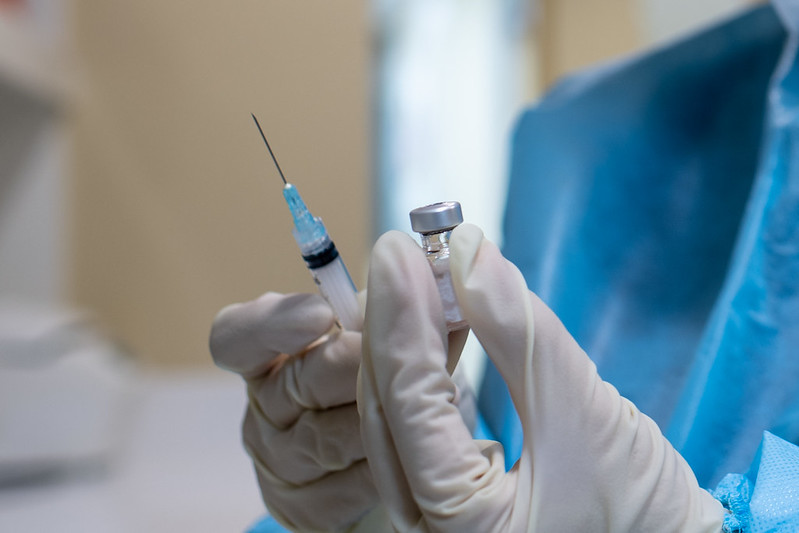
[[479, 0, 799, 529]]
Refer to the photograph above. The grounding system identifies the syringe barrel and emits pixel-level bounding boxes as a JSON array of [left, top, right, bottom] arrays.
[[306, 253, 362, 331], [284, 183, 361, 330]]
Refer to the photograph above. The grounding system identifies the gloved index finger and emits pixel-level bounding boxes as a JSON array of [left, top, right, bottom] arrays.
[[360, 231, 510, 530], [210, 292, 336, 378]]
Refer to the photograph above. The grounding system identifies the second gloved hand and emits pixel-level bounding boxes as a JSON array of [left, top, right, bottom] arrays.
[[357, 224, 724, 532], [210, 292, 380, 532]]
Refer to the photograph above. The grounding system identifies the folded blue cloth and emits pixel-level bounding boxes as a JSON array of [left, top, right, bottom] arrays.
[[485, 1, 799, 493], [712, 432, 799, 532], [246, 515, 287, 533]]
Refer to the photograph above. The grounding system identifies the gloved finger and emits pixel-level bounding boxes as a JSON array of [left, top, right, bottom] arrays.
[[360, 231, 512, 530], [247, 330, 361, 429], [242, 403, 364, 486], [247, 441, 377, 532], [449, 223, 605, 524], [449, 224, 726, 532], [358, 340, 495, 532], [450, 224, 598, 432], [448, 224, 537, 415], [210, 292, 335, 378], [357, 340, 419, 530]]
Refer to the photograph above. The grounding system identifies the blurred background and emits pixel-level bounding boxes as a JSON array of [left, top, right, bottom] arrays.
[[0, 0, 759, 531]]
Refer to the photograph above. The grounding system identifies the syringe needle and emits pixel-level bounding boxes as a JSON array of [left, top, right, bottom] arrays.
[[251, 113, 287, 185], [251, 113, 361, 331]]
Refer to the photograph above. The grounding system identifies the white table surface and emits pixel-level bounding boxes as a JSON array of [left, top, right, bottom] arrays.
[[0, 369, 267, 533]]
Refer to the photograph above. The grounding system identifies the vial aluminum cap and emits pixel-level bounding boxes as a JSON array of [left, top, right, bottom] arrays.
[[409, 201, 463, 234]]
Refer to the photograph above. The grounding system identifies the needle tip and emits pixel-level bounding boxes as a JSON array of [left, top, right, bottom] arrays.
[[251, 113, 288, 185]]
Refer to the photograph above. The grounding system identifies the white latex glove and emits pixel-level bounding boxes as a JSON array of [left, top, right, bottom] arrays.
[[357, 224, 724, 532], [210, 292, 381, 532]]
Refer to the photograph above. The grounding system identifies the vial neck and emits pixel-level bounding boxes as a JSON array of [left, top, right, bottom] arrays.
[[420, 230, 452, 253]]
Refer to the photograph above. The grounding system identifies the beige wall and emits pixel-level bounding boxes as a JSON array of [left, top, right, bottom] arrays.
[[68, 1, 370, 366], [537, 0, 641, 89], [535, 0, 763, 90]]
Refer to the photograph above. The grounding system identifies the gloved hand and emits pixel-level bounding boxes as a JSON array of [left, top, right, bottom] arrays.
[[210, 292, 380, 532], [357, 224, 725, 532]]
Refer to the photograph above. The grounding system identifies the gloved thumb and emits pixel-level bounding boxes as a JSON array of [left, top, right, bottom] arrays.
[[449, 224, 725, 532], [449, 224, 536, 424]]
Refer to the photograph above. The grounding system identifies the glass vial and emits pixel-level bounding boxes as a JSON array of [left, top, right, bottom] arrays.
[[409, 202, 468, 332]]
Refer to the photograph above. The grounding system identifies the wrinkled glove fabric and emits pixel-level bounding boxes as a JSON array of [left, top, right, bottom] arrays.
[[358, 225, 724, 532]]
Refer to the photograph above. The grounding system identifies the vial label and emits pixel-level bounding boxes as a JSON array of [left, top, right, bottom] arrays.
[[428, 255, 467, 332]]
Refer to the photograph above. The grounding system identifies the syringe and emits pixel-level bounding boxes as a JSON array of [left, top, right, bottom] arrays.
[[252, 114, 362, 331]]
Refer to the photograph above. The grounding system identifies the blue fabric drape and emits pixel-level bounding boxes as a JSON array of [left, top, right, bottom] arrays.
[[486, 1, 799, 493]]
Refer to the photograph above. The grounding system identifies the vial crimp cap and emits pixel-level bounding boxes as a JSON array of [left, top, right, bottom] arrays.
[[409, 201, 463, 234]]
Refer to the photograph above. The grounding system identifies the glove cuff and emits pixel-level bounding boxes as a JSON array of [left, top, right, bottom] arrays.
[[710, 474, 751, 533]]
